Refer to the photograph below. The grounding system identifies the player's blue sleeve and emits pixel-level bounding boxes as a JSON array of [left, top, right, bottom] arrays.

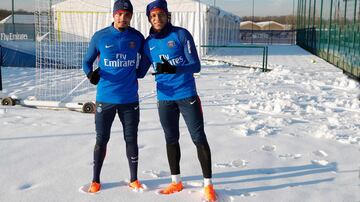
[[137, 42, 152, 78], [175, 29, 201, 74], [83, 34, 99, 76]]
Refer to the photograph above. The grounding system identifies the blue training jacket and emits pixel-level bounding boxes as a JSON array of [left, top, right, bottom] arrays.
[[83, 24, 145, 104], [138, 23, 201, 101]]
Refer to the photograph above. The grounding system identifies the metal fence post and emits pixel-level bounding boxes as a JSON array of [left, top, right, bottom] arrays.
[[262, 47, 265, 72], [327, 0, 333, 61], [265, 46, 268, 72], [0, 45, 2, 91], [319, 0, 323, 54], [0, 66, 2, 91], [312, 0, 317, 53]]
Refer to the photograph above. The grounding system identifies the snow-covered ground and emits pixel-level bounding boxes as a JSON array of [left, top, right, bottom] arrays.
[[0, 45, 359, 202]]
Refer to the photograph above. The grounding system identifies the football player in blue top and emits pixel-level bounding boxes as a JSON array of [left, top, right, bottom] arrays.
[[83, 0, 145, 193], [138, 0, 217, 201]]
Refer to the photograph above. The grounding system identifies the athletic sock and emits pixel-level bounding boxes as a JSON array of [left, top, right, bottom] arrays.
[[204, 178, 212, 186], [171, 174, 181, 183]]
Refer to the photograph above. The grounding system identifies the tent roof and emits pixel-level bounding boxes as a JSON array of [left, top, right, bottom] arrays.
[[240, 21, 261, 30], [52, 0, 111, 12], [240, 21, 259, 26], [256, 21, 285, 29], [240, 21, 287, 30], [131, 0, 207, 12]]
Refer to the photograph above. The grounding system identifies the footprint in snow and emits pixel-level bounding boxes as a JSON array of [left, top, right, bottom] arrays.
[[231, 127, 252, 137], [0, 108, 7, 115], [313, 150, 328, 157], [214, 163, 232, 168], [138, 144, 146, 149], [230, 159, 249, 168], [278, 153, 302, 159], [142, 170, 170, 178], [214, 160, 248, 168], [185, 181, 203, 187], [311, 159, 329, 166], [239, 192, 256, 197], [18, 183, 33, 190], [262, 145, 276, 152]]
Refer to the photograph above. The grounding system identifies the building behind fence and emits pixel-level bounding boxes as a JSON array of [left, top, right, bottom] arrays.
[[297, 0, 360, 79], [0, 14, 35, 41], [240, 30, 296, 44]]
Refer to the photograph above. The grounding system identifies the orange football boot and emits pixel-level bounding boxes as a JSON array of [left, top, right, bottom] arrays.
[[159, 181, 183, 194], [88, 182, 101, 193], [204, 184, 217, 202], [129, 180, 144, 190]]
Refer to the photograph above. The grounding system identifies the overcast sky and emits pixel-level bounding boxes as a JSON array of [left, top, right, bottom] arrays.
[[0, 0, 296, 17]]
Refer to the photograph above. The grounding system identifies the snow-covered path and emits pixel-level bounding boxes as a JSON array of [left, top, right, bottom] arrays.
[[0, 45, 359, 202]]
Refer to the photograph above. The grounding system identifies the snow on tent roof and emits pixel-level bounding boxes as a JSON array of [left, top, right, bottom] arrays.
[[0, 14, 35, 24], [256, 21, 285, 30], [131, 0, 205, 12], [240, 21, 262, 30], [52, 0, 111, 12]]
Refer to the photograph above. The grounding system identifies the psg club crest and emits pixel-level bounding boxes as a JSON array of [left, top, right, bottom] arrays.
[[167, 41, 175, 48], [129, 41, 136, 49], [96, 103, 102, 113]]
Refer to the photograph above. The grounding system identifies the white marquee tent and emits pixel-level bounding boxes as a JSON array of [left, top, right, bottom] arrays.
[[51, 0, 241, 50]]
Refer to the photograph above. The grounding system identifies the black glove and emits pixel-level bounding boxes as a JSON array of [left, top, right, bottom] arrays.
[[87, 68, 100, 85], [155, 56, 176, 74]]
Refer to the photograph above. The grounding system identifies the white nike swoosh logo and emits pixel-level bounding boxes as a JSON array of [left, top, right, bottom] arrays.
[[150, 47, 156, 51], [190, 100, 196, 105], [134, 106, 139, 110], [105, 45, 113, 48]]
